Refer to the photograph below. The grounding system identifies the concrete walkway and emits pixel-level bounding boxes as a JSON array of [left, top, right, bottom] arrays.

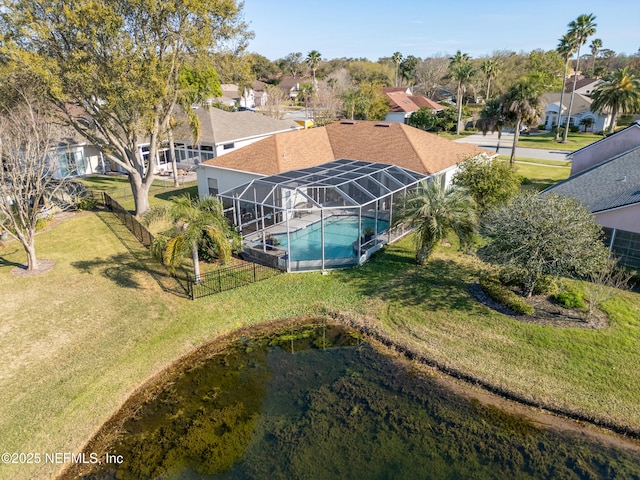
[[454, 132, 571, 162]]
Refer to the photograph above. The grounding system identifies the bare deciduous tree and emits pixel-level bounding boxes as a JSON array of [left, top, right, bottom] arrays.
[[0, 101, 67, 271], [585, 259, 635, 317], [261, 84, 289, 119], [413, 56, 449, 98]]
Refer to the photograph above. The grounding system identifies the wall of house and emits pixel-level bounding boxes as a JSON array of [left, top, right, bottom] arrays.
[[384, 112, 410, 124], [570, 125, 640, 175], [595, 204, 640, 234], [215, 135, 274, 158], [196, 164, 263, 198]]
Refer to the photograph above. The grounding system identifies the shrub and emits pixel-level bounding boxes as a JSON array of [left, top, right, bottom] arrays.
[[480, 275, 534, 315], [76, 197, 98, 211], [35, 214, 54, 231], [554, 289, 586, 310], [537, 124, 546, 130], [533, 276, 559, 296], [569, 125, 580, 133]]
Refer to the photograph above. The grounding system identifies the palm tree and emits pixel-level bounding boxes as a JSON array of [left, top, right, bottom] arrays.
[[392, 51, 403, 87], [145, 195, 232, 281], [395, 179, 477, 265], [448, 51, 476, 135], [563, 13, 597, 142], [297, 82, 314, 119], [480, 59, 499, 101], [589, 38, 602, 76], [502, 77, 544, 168], [476, 99, 505, 153], [555, 33, 577, 141], [306, 50, 322, 87], [591, 67, 640, 134]]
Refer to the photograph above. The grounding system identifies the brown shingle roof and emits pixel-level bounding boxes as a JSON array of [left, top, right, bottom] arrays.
[[201, 121, 491, 176], [386, 91, 444, 113]]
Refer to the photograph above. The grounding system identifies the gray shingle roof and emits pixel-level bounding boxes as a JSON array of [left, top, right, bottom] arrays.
[[544, 147, 640, 213]]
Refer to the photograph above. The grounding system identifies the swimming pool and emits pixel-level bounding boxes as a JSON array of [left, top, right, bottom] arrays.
[[272, 215, 389, 262]]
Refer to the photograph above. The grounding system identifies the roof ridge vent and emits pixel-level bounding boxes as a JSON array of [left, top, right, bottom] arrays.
[[340, 120, 355, 125], [374, 122, 391, 127]]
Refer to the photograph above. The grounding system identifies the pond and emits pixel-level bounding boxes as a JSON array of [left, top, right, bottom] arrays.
[[78, 323, 640, 479]]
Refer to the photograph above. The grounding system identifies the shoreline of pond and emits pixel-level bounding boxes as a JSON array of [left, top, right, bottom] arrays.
[[58, 314, 640, 479]]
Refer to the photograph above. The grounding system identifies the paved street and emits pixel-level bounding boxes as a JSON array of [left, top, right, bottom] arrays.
[[454, 132, 571, 162]]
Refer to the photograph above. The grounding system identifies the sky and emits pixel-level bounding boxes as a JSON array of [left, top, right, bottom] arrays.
[[241, 0, 640, 61]]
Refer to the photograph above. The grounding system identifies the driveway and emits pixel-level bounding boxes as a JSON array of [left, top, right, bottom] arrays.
[[454, 132, 571, 162]]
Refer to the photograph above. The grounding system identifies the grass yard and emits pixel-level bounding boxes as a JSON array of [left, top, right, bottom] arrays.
[[2, 164, 638, 479], [1, 205, 640, 479], [517, 131, 603, 151], [81, 175, 199, 211], [497, 156, 571, 191]]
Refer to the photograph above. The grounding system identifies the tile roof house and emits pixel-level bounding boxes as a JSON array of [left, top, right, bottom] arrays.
[[542, 92, 611, 133], [544, 123, 640, 268], [277, 76, 305, 100], [383, 88, 445, 124], [196, 120, 493, 197]]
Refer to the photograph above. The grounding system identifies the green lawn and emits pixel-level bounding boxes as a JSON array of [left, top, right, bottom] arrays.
[[1, 202, 640, 479], [2, 166, 636, 479], [517, 131, 603, 151], [81, 175, 199, 211], [497, 156, 571, 191]]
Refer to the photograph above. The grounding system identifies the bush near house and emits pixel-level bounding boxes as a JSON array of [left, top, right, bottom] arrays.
[[479, 275, 534, 315]]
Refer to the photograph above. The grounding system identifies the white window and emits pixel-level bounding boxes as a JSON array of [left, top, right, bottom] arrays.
[[208, 178, 219, 195]]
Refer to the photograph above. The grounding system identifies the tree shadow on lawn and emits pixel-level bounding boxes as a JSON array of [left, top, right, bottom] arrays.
[[0, 246, 26, 269], [153, 185, 198, 202], [341, 246, 485, 313], [92, 211, 190, 298]]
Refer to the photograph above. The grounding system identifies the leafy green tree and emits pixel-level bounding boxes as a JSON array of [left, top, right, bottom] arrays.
[[502, 76, 544, 167], [399, 55, 419, 85], [563, 13, 597, 142], [407, 107, 438, 131], [340, 82, 389, 121], [346, 61, 394, 85], [392, 51, 403, 87], [448, 51, 476, 135], [482, 192, 609, 297], [590, 67, 640, 133], [555, 33, 577, 140], [579, 117, 595, 132], [247, 53, 279, 80], [395, 179, 477, 264], [1, 0, 250, 217], [278, 52, 304, 77], [146, 195, 232, 280], [452, 157, 520, 213]]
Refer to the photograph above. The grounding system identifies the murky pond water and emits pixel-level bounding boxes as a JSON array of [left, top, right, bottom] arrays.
[[81, 324, 640, 479]]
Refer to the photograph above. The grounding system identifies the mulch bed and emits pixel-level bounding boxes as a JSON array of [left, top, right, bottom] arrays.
[[469, 283, 608, 329]]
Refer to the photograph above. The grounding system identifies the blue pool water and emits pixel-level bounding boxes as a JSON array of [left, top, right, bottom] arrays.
[[272, 216, 389, 261]]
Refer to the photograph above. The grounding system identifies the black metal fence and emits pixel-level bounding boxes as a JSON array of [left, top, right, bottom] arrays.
[[101, 192, 155, 247], [187, 261, 282, 300]]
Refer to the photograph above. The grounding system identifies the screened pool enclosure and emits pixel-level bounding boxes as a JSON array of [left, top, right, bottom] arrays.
[[219, 159, 427, 272]]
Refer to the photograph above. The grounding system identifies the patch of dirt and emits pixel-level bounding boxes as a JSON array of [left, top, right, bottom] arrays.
[[11, 259, 56, 277], [469, 283, 608, 329]]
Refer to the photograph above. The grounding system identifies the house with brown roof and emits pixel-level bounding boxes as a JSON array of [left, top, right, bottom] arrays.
[[196, 120, 492, 197], [277, 76, 305, 100], [383, 88, 445, 124]]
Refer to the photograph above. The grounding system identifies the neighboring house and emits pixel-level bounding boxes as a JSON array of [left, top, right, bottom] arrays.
[[568, 122, 640, 176], [161, 107, 303, 171], [51, 107, 301, 178], [277, 76, 305, 101], [542, 92, 611, 132], [544, 123, 640, 268], [564, 76, 603, 96], [196, 120, 493, 197], [383, 87, 445, 124], [251, 80, 269, 108]]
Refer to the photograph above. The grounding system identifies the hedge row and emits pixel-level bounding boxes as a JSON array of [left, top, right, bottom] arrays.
[[479, 276, 534, 315]]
